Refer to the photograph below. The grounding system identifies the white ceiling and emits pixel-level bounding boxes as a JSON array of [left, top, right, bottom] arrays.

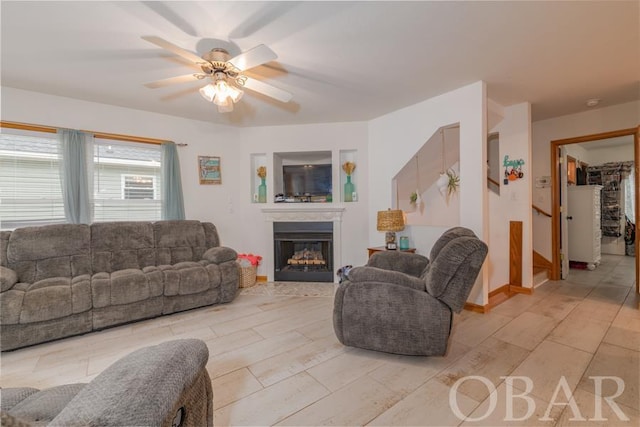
[[2, 1, 639, 127]]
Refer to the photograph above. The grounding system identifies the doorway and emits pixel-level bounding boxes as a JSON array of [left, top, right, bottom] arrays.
[[550, 127, 640, 294]]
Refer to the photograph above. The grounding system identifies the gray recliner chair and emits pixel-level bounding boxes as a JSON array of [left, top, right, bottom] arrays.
[[333, 227, 488, 356], [1, 339, 213, 426]]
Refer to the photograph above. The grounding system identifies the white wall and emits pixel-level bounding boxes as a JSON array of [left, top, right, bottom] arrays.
[[488, 102, 533, 290], [5, 83, 532, 303], [531, 100, 640, 259], [1, 87, 371, 278], [1, 87, 244, 248], [368, 81, 489, 305], [565, 144, 590, 167], [585, 144, 634, 165], [397, 127, 461, 227]]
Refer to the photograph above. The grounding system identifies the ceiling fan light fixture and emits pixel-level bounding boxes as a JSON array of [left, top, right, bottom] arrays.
[[142, 36, 289, 112], [214, 77, 244, 102], [215, 78, 229, 94], [198, 73, 244, 111], [228, 84, 244, 103], [199, 84, 216, 102], [213, 93, 230, 106], [217, 102, 234, 113]]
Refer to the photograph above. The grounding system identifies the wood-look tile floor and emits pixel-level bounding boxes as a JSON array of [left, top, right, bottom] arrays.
[[1, 255, 638, 426]]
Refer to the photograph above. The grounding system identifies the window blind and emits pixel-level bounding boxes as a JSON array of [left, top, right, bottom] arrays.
[[0, 131, 65, 229], [93, 139, 162, 222], [0, 129, 164, 229]]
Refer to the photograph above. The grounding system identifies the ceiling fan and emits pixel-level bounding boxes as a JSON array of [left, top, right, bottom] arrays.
[[142, 36, 292, 113]]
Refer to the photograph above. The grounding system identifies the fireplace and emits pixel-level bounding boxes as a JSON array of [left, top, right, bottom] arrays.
[[261, 206, 344, 283], [273, 221, 333, 282]]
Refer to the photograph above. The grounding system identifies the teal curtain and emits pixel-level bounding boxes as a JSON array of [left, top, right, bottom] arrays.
[[58, 129, 93, 224], [161, 141, 185, 220]]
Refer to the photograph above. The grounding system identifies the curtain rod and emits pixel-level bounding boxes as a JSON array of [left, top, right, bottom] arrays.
[[0, 121, 188, 147]]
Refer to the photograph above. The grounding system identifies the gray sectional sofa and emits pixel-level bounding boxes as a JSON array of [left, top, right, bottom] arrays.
[[0, 220, 239, 351]]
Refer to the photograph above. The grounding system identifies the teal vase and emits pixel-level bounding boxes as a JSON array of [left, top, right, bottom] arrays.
[[344, 175, 354, 202], [258, 178, 267, 203]]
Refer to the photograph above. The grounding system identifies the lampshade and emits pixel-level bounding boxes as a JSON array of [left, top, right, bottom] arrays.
[[199, 74, 244, 113], [377, 209, 405, 232], [199, 84, 216, 102]]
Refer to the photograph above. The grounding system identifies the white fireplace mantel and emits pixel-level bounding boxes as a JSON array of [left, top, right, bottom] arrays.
[[261, 205, 346, 282], [261, 205, 345, 222]]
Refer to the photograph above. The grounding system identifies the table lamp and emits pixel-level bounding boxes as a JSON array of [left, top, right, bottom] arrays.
[[377, 209, 405, 250]]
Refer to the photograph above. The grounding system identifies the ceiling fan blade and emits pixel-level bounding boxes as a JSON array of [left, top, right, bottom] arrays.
[[242, 77, 292, 103], [144, 73, 205, 89], [228, 44, 277, 71], [141, 35, 205, 65]]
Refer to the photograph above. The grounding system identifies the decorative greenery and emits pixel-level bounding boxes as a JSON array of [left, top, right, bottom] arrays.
[[446, 169, 460, 195], [410, 191, 418, 204], [342, 161, 356, 176], [256, 166, 267, 179]]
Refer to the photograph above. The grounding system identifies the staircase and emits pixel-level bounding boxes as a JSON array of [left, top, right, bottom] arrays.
[[533, 266, 549, 287], [533, 250, 551, 287]]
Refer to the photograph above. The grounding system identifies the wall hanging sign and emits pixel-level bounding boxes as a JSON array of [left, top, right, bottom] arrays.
[[198, 155, 221, 185], [503, 155, 525, 185]]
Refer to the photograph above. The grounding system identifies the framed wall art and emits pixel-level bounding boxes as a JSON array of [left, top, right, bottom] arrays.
[[198, 156, 221, 185]]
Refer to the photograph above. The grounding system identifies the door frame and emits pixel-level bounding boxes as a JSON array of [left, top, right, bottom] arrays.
[[550, 126, 640, 294]]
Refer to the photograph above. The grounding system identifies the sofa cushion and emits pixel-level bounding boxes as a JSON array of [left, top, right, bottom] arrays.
[[202, 246, 237, 264], [0, 289, 24, 324], [429, 226, 476, 261], [0, 266, 17, 292], [91, 222, 156, 272], [154, 220, 208, 264], [202, 222, 221, 248], [6, 224, 91, 283], [9, 384, 86, 424], [161, 262, 210, 296], [12, 275, 92, 325], [424, 236, 488, 312], [0, 387, 39, 411], [91, 268, 163, 308], [0, 230, 10, 267], [347, 266, 425, 291], [368, 251, 429, 277], [6, 224, 90, 262]]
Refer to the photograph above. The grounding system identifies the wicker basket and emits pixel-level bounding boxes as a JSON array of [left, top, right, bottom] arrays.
[[238, 264, 257, 288]]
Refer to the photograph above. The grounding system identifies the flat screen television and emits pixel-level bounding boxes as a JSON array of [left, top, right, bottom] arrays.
[[283, 164, 332, 197]]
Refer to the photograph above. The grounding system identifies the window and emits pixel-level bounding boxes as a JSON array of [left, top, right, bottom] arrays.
[[0, 130, 65, 229], [122, 175, 156, 200], [93, 139, 162, 222], [0, 128, 164, 229]]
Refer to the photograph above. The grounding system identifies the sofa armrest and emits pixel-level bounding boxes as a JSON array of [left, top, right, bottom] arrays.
[[202, 246, 237, 264], [0, 266, 18, 292], [50, 339, 213, 427], [346, 266, 425, 291], [367, 251, 430, 277]]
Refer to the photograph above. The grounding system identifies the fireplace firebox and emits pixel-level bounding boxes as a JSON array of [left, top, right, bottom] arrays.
[[273, 222, 333, 282]]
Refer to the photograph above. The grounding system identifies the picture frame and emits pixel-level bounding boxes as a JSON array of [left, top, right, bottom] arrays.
[[198, 156, 221, 185]]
